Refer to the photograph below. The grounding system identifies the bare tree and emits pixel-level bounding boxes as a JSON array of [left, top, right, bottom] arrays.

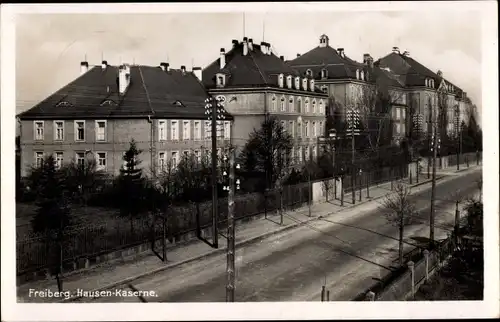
[[382, 181, 419, 266]]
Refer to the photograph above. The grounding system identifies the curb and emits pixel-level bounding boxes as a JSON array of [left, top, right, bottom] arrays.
[[58, 171, 465, 303]]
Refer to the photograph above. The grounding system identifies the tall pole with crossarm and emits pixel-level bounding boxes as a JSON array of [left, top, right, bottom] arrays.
[[346, 108, 360, 205]]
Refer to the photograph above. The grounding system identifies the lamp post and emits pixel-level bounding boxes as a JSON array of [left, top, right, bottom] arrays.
[[328, 129, 338, 199]]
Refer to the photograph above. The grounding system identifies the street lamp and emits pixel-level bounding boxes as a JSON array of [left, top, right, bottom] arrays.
[[346, 108, 360, 205]]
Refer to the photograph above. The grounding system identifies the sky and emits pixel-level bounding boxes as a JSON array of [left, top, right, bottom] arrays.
[[15, 8, 483, 121]]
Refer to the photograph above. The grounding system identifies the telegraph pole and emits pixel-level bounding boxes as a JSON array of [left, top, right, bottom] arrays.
[[226, 141, 236, 302], [346, 108, 360, 205], [455, 106, 461, 171], [429, 126, 440, 246]]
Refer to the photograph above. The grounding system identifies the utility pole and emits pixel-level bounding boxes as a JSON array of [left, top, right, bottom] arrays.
[[455, 106, 461, 171], [429, 126, 440, 246], [346, 108, 360, 205]]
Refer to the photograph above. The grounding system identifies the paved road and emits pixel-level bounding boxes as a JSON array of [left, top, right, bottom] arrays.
[[82, 168, 482, 302]]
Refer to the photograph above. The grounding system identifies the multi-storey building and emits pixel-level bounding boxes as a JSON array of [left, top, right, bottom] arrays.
[[17, 60, 232, 177], [201, 37, 328, 164], [287, 34, 409, 141], [377, 51, 470, 137]]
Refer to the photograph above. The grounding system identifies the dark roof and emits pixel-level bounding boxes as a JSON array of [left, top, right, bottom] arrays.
[[202, 41, 325, 94], [18, 65, 229, 120], [287, 45, 365, 80]]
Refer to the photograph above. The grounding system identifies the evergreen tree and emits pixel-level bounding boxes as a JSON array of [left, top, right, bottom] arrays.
[[118, 139, 146, 234]]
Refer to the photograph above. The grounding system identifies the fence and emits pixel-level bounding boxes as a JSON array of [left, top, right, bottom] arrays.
[[16, 164, 406, 276]]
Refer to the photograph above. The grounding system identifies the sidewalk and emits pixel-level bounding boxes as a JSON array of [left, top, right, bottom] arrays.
[[17, 165, 478, 303]]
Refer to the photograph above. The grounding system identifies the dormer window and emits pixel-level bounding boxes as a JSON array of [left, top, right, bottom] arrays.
[[216, 73, 226, 87], [306, 69, 313, 77], [356, 69, 360, 80], [56, 101, 72, 107], [100, 100, 116, 106], [321, 85, 328, 94], [286, 75, 292, 88], [321, 69, 328, 79], [360, 70, 365, 81], [295, 77, 301, 90], [173, 100, 184, 107], [302, 78, 308, 90], [278, 73, 284, 88], [309, 79, 315, 92]]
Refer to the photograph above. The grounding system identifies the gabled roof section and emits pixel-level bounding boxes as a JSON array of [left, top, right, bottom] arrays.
[[287, 44, 365, 80], [202, 40, 325, 94], [17, 64, 227, 120]]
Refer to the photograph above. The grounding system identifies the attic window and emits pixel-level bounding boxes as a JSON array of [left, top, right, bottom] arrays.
[[173, 100, 184, 107], [306, 69, 313, 77], [321, 85, 328, 94], [278, 74, 284, 88], [56, 101, 72, 107], [360, 70, 365, 81], [321, 69, 328, 79], [216, 73, 226, 88], [101, 100, 116, 106], [356, 69, 360, 80]]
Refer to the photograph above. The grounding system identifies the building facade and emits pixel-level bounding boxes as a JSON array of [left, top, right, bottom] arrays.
[[201, 37, 328, 164], [18, 61, 232, 177]]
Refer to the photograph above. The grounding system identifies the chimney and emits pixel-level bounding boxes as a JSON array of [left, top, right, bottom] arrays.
[[80, 61, 89, 75], [248, 38, 254, 51], [159, 62, 168, 71], [192, 67, 202, 82], [101, 60, 108, 70], [243, 37, 248, 56], [181, 65, 186, 74], [220, 48, 226, 69], [267, 43, 272, 55], [297, 53, 301, 58], [260, 42, 267, 55], [363, 53, 374, 68], [118, 64, 130, 95], [437, 70, 443, 77], [280, 56, 284, 61], [337, 48, 344, 58], [232, 39, 239, 48]]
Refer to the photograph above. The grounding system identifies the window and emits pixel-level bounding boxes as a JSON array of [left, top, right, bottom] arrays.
[[281, 121, 286, 132], [54, 121, 64, 141], [96, 152, 107, 171], [321, 69, 328, 79], [217, 74, 225, 87], [305, 121, 310, 137], [306, 69, 313, 77], [291, 147, 295, 164], [297, 121, 302, 137], [95, 120, 106, 141], [295, 77, 301, 89], [289, 121, 294, 138], [297, 146, 303, 163], [297, 98, 302, 113], [286, 76, 292, 88], [76, 152, 85, 168], [312, 145, 317, 160], [171, 120, 179, 140], [289, 97, 294, 112], [224, 121, 231, 139], [55, 152, 63, 169], [321, 85, 328, 94], [304, 147, 310, 161], [75, 121, 85, 141], [34, 121, 44, 141], [171, 151, 179, 168], [194, 150, 201, 163], [360, 70, 365, 81], [280, 97, 285, 112], [158, 152, 166, 172], [402, 108, 406, 120], [271, 96, 277, 111], [305, 99, 310, 113], [183, 121, 190, 140], [158, 120, 167, 141], [396, 108, 401, 120], [319, 122, 324, 136], [35, 152, 44, 168], [312, 100, 317, 113], [395, 123, 401, 135], [278, 74, 284, 88], [319, 100, 324, 114], [401, 123, 406, 135], [194, 121, 201, 140], [204, 121, 212, 139], [312, 122, 317, 137], [356, 69, 360, 80]]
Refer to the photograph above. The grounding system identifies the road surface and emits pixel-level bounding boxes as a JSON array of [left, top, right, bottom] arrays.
[[80, 168, 482, 302]]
